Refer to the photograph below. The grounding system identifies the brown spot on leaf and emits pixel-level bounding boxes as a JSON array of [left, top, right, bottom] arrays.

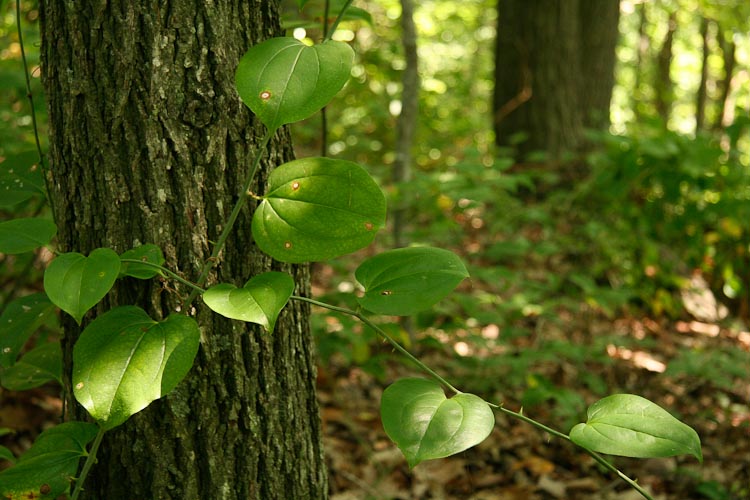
[[364, 222, 374, 231], [380, 290, 392, 296], [260, 90, 272, 100], [284, 242, 292, 249], [292, 181, 300, 190]]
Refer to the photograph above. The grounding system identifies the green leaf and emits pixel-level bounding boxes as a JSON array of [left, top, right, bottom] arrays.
[[0, 421, 98, 499], [380, 378, 494, 468], [235, 37, 353, 131], [73, 306, 200, 430], [569, 394, 702, 462], [0, 151, 46, 208], [0, 445, 14, 464], [203, 272, 294, 333], [43, 248, 121, 325], [252, 157, 386, 263], [1, 342, 62, 391], [355, 247, 469, 315], [0, 218, 56, 254], [119, 243, 166, 279], [0, 293, 56, 369], [296, 0, 311, 8]]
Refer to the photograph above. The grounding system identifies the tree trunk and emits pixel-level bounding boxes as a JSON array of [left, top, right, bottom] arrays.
[[578, 0, 620, 130], [655, 12, 676, 124], [493, 0, 619, 161], [392, 0, 419, 249], [715, 31, 736, 130], [39, 1, 326, 499], [695, 17, 709, 131]]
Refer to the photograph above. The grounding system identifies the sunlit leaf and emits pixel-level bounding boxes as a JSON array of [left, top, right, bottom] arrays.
[[0, 218, 56, 254], [203, 272, 295, 333], [235, 37, 353, 131], [73, 306, 200, 430], [0, 293, 56, 369], [381, 378, 494, 467], [252, 157, 386, 262], [0, 421, 98, 499], [569, 394, 702, 462], [0, 342, 61, 391], [119, 243, 166, 279], [356, 247, 469, 315], [43, 248, 121, 325]]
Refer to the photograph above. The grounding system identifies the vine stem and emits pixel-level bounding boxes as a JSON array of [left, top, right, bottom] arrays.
[[493, 405, 654, 500], [15, 0, 55, 222], [323, 0, 354, 43], [183, 129, 274, 309], [71, 427, 106, 500], [120, 259, 206, 294], [292, 296, 458, 396], [289, 295, 654, 500]]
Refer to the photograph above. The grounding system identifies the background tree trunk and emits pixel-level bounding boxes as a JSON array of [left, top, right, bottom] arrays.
[[39, 1, 326, 499], [392, 0, 418, 250], [655, 12, 676, 124], [695, 17, 709, 131], [493, 0, 620, 162]]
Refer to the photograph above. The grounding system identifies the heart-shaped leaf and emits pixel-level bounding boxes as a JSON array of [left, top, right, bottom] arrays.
[[43, 248, 121, 325], [252, 157, 386, 263], [0, 217, 56, 254], [356, 247, 469, 315], [0, 342, 61, 391], [0, 293, 56, 369], [235, 37, 353, 131], [73, 306, 200, 430], [569, 394, 702, 462], [0, 421, 98, 499], [203, 272, 295, 333], [119, 243, 166, 279], [381, 378, 494, 468], [0, 151, 46, 208]]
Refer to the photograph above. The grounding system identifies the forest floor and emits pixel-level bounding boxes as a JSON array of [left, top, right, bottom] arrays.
[[317, 305, 750, 500], [0, 283, 747, 500]]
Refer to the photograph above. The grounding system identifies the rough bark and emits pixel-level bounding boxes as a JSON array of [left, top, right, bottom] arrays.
[[493, 0, 619, 161], [39, 1, 326, 499]]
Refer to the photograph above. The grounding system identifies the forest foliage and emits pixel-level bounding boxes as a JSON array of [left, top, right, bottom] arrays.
[[0, 0, 749, 498]]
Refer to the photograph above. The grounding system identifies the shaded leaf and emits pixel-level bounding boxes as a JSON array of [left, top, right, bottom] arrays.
[[0, 422, 98, 499], [0, 151, 46, 208], [235, 37, 353, 131], [0, 446, 14, 464], [381, 378, 494, 467], [43, 248, 121, 325], [356, 247, 469, 315], [0, 293, 56, 369], [203, 272, 294, 333], [0, 218, 56, 254], [252, 157, 386, 262], [1, 342, 62, 391], [569, 394, 702, 462], [119, 243, 166, 279], [73, 306, 200, 430]]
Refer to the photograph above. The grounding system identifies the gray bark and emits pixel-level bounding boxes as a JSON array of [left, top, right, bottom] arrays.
[[39, 1, 326, 498]]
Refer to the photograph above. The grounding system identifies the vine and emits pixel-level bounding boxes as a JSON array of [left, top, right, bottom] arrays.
[[0, 3, 701, 500]]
